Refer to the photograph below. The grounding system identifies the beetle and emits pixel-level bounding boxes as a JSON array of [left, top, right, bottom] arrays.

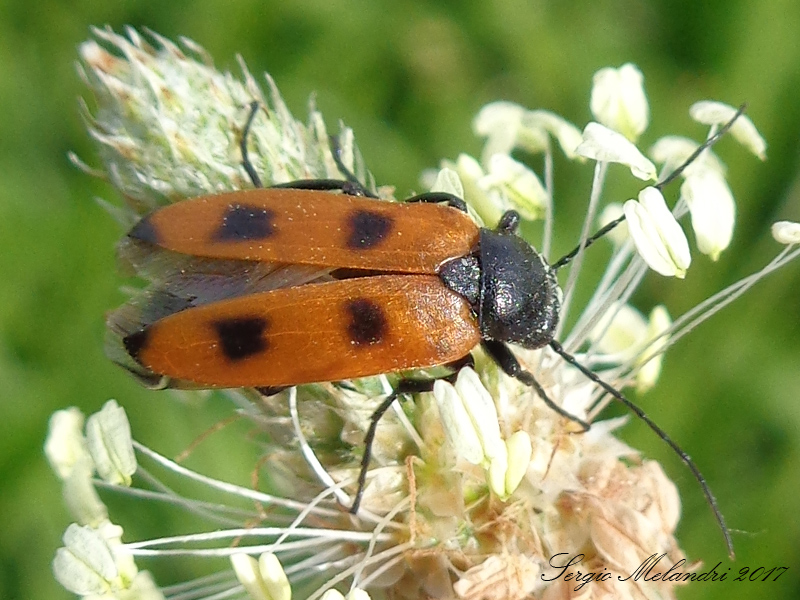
[[120, 186, 563, 396], [110, 102, 742, 556]]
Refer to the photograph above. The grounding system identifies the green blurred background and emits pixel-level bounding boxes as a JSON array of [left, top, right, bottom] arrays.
[[1, 1, 798, 598]]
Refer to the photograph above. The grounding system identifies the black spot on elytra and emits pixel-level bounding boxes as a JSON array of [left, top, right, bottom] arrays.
[[213, 204, 276, 241], [129, 215, 161, 244], [346, 299, 387, 345], [213, 316, 269, 361], [124, 329, 150, 362], [347, 210, 393, 249]]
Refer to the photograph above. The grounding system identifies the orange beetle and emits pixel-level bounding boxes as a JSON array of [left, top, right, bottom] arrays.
[[108, 103, 739, 555], [120, 189, 486, 388]]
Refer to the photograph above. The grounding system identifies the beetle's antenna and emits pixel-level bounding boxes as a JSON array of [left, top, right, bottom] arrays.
[[240, 101, 263, 188], [544, 107, 747, 558], [551, 104, 747, 272], [548, 339, 735, 559]]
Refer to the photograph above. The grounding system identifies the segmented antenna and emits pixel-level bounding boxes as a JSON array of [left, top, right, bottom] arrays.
[[552, 105, 747, 271], [548, 106, 747, 559]]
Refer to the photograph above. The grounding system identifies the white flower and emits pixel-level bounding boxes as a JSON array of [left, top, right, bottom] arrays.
[[480, 153, 549, 220], [86, 400, 137, 486], [433, 154, 490, 224], [473, 101, 542, 160], [62, 458, 109, 527], [690, 100, 767, 160], [466, 105, 581, 227], [500, 431, 532, 497], [772, 221, 800, 244], [681, 169, 736, 260], [46, 401, 137, 489], [636, 306, 672, 393], [590, 303, 649, 359], [53, 524, 119, 596], [433, 378, 485, 466], [437, 153, 547, 224], [588, 304, 671, 393], [523, 109, 584, 159], [474, 102, 583, 163], [650, 135, 727, 178], [434, 368, 504, 467], [598, 202, 629, 246], [52, 522, 146, 599], [591, 63, 649, 141], [232, 553, 291, 600], [453, 555, 541, 600], [321, 590, 372, 600], [45, 407, 88, 480], [650, 132, 740, 261], [445, 153, 486, 203], [624, 187, 691, 277], [429, 166, 464, 198], [45, 406, 109, 526], [434, 370, 533, 500], [576, 122, 657, 180]]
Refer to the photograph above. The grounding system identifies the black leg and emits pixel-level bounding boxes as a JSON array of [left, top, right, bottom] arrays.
[[328, 135, 379, 198], [255, 386, 288, 397], [350, 354, 473, 514], [269, 178, 368, 195], [241, 102, 376, 198], [404, 192, 468, 213], [351, 378, 434, 514], [482, 340, 590, 432], [241, 101, 263, 189]]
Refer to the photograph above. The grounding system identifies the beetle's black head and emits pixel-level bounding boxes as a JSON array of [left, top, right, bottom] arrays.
[[478, 225, 560, 349]]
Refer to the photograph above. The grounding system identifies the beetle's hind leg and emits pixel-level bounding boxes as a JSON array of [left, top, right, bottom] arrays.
[[351, 355, 475, 514], [239, 101, 375, 197], [482, 340, 590, 432], [241, 103, 465, 210], [240, 101, 264, 188], [254, 385, 288, 397], [404, 192, 468, 213], [326, 134, 379, 198], [270, 178, 373, 195]]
